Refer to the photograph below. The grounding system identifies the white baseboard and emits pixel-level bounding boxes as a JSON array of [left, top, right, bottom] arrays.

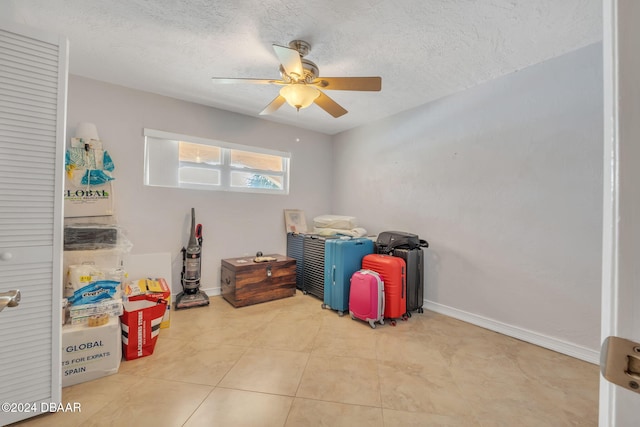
[[200, 286, 221, 297], [423, 300, 600, 365]]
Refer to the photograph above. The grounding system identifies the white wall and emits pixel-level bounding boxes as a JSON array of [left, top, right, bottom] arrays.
[[332, 43, 603, 361], [66, 75, 333, 296]]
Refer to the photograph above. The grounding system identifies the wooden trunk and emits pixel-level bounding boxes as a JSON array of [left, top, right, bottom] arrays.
[[221, 254, 296, 307]]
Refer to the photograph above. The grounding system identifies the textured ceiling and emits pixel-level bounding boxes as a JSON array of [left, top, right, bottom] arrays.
[[3, 0, 602, 135]]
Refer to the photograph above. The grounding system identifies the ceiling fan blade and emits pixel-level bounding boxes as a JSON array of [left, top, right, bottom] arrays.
[[312, 77, 382, 91], [211, 77, 284, 85], [272, 44, 304, 79], [314, 91, 348, 118], [260, 95, 287, 115]]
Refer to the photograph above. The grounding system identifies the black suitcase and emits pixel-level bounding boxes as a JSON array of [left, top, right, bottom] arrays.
[[392, 247, 424, 315]]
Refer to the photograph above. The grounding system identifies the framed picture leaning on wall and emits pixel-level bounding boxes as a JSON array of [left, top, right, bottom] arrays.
[[284, 209, 307, 233]]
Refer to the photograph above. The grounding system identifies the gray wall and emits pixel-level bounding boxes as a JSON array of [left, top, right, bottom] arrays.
[[66, 75, 333, 296], [332, 43, 603, 360]]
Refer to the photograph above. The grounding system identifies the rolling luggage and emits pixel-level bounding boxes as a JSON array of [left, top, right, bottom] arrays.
[[286, 232, 305, 290], [302, 234, 338, 300], [362, 253, 407, 325], [349, 269, 384, 329], [376, 231, 428, 316], [323, 237, 374, 315], [392, 247, 424, 315]]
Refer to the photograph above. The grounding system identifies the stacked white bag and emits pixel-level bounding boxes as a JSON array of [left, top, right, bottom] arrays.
[[313, 214, 367, 237]]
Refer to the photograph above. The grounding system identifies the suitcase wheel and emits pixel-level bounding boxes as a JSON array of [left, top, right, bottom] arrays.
[[390, 320, 397, 327], [418, 307, 424, 314], [350, 313, 356, 320], [321, 303, 327, 310], [406, 311, 412, 318], [402, 314, 409, 321], [368, 320, 377, 329], [338, 311, 344, 317]]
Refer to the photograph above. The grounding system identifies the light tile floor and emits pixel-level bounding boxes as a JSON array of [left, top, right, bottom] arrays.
[[13, 293, 599, 427]]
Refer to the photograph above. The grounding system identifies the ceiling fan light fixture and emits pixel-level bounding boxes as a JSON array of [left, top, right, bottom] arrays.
[[279, 83, 320, 111]]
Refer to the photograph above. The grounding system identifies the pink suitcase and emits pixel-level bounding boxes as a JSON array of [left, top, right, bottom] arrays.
[[349, 269, 384, 328]]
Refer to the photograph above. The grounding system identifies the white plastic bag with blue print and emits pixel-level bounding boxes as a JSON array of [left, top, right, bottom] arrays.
[[66, 264, 123, 306], [65, 136, 115, 187]]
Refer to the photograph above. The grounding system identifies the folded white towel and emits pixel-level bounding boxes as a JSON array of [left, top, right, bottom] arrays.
[[313, 214, 358, 230], [313, 227, 367, 238]]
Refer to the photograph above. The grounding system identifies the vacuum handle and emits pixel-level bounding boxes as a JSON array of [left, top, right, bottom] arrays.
[[196, 224, 202, 246]]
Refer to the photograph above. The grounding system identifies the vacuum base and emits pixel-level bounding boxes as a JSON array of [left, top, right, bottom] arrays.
[[175, 290, 210, 310]]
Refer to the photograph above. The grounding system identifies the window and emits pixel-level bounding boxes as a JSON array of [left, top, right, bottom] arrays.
[[144, 129, 290, 194]]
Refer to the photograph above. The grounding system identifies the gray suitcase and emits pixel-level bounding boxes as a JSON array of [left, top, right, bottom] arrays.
[[302, 235, 338, 300], [286, 232, 305, 290], [392, 247, 424, 315]]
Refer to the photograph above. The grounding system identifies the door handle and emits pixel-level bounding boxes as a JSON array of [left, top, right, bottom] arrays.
[[601, 336, 640, 394], [0, 290, 21, 313]]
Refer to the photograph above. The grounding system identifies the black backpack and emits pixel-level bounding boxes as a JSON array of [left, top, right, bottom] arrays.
[[376, 231, 429, 254]]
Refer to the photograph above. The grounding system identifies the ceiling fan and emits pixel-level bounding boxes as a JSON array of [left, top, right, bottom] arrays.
[[211, 40, 382, 118]]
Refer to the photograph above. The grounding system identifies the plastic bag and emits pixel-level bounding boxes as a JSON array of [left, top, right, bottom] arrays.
[[81, 169, 114, 186]]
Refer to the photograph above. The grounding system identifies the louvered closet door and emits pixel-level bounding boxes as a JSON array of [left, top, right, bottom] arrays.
[[0, 21, 67, 425]]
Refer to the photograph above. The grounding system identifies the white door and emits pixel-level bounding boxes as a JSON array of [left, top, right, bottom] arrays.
[[600, 1, 640, 425], [0, 20, 67, 425]]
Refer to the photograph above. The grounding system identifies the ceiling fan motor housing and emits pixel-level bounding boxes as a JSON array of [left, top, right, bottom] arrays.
[[279, 58, 319, 83], [288, 40, 311, 57]]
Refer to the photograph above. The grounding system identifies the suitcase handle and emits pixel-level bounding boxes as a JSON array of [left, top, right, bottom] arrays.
[[332, 265, 336, 285]]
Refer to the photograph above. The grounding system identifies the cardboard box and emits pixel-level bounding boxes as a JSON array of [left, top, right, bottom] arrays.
[[64, 181, 114, 217], [61, 316, 121, 387], [125, 253, 173, 328], [69, 298, 123, 318], [125, 278, 171, 328], [68, 299, 123, 326]]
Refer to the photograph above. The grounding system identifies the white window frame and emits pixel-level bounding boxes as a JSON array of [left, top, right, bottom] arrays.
[[143, 128, 290, 195]]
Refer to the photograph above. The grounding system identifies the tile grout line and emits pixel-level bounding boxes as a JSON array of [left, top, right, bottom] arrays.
[[180, 387, 217, 427]]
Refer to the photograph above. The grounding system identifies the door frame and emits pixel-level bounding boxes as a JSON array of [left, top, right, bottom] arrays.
[[599, 0, 640, 425]]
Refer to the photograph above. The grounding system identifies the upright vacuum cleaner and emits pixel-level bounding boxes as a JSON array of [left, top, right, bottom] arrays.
[[175, 208, 210, 309]]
